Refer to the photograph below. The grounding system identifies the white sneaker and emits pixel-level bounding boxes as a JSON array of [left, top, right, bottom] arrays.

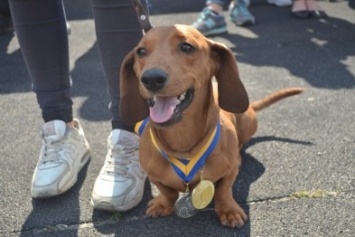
[[91, 129, 146, 212], [267, 0, 292, 7], [31, 119, 91, 198]]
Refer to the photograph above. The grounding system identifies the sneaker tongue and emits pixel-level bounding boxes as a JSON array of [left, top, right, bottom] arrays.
[[149, 96, 178, 123], [110, 129, 139, 148], [42, 120, 66, 142]]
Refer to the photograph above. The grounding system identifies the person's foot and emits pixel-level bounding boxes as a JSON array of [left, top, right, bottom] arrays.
[[31, 119, 91, 198], [291, 0, 309, 18], [0, 13, 13, 34], [91, 129, 146, 212], [291, 0, 325, 19], [192, 7, 228, 36], [267, 0, 292, 7], [306, 0, 325, 18], [230, 0, 255, 26]]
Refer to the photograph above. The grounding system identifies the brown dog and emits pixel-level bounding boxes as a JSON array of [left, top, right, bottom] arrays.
[[119, 24, 304, 228]]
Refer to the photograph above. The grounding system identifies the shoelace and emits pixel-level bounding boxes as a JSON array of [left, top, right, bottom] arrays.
[[40, 138, 74, 164], [104, 144, 137, 176], [197, 8, 214, 22]]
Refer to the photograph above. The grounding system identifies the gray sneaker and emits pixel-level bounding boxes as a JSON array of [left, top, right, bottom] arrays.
[[192, 7, 227, 36], [31, 119, 91, 198], [91, 129, 146, 212], [230, 0, 255, 26]]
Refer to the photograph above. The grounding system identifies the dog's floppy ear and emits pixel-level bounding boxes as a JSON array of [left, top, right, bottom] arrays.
[[210, 41, 249, 113], [120, 50, 149, 124]]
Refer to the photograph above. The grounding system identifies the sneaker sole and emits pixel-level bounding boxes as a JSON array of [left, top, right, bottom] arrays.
[[91, 188, 144, 212], [31, 150, 91, 198], [231, 18, 255, 26], [267, 0, 292, 7], [203, 26, 228, 37]]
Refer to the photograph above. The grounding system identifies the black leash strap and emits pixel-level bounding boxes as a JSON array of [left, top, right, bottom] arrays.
[[131, 0, 153, 33]]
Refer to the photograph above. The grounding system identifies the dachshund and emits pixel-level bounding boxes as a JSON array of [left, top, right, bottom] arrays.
[[119, 24, 304, 228]]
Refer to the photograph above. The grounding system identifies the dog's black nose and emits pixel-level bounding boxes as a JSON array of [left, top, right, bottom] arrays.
[[141, 69, 168, 91]]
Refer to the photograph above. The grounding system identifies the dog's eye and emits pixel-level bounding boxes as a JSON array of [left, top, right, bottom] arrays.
[[180, 42, 196, 54], [136, 47, 147, 57]]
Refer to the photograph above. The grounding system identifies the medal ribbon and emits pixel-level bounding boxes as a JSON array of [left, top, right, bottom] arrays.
[[135, 117, 149, 136], [155, 123, 220, 183], [135, 118, 221, 183]]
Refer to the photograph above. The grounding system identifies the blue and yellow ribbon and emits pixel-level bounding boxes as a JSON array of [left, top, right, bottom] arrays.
[[135, 118, 149, 136], [136, 118, 221, 183]]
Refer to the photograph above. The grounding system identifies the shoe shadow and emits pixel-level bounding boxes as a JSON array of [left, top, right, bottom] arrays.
[[20, 161, 90, 236], [90, 178, 153, 234]]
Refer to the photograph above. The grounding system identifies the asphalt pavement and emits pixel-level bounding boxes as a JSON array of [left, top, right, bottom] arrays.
[[0, 0, 354, 236]]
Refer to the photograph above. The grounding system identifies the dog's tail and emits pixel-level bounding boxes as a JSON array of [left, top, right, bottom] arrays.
[[251, 87, 305, 112]]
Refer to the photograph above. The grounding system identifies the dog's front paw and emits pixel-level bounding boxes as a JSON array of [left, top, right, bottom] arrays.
[[216, 204, 248, 228], [146, 195, 174, 217]]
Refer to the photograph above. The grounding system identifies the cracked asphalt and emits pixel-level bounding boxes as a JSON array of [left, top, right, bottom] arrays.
[[1, 0, 354, 236]]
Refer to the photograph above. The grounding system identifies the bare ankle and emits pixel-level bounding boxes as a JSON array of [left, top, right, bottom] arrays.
[[66, 121, 75, 128], [207, 3, 223, 14]]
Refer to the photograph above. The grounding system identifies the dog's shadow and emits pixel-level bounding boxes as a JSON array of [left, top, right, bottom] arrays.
[[231, 135, 312, 235], [236, 136, 312, 204], [91, 135, 311, 237]]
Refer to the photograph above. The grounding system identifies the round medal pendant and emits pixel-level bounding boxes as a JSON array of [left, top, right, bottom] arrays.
[[174, 193, 198, 218], [191, 180, 215, 209]]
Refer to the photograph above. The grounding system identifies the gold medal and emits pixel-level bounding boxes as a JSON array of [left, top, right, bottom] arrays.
[[191, 180, 215, 209]]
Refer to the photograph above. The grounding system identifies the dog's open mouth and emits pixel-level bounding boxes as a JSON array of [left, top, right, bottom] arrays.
[[148, 88, 194, 124]]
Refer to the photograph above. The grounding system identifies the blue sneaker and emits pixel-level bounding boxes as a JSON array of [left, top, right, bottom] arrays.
[[192, 8, 227, 36], [230, 0, 255, 26]]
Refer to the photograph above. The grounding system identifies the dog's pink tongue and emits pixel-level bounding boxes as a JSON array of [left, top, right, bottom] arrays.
[[149, 96, 178, 123]]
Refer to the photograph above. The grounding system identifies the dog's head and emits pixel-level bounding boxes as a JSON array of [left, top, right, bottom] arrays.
[[120, 24, 249, 126]]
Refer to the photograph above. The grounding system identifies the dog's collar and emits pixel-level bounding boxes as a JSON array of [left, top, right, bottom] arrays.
[[135, 118, 221, 183]]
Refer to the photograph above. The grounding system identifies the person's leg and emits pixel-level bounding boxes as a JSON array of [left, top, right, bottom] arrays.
[[8, 0, 90, 198], [90, 0, 146, 212], [206, 0, 225, 13], [291, 0, 308, 18], [0, 0, 13, 34], [230, 0, 255, 26], [91, 0, 143, 132], [0, 0, 10, 12], [9, 0, 72, 122], [191, 0, 228, 36]]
